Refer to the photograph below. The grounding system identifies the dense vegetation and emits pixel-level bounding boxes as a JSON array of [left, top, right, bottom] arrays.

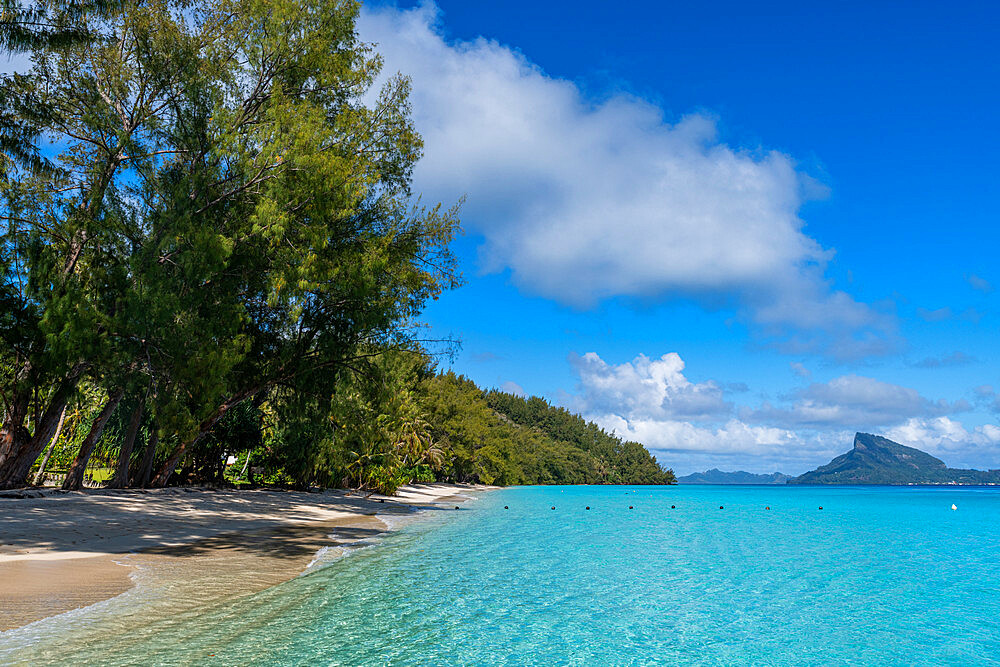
[[423, 373, 674, 486], [0, 0, 672, 493]]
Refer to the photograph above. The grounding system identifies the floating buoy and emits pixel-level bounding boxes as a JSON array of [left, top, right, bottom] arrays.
[[586, 506, 590, 510], [455, 506, 459, 510], [551, 506, 556, 510], [951, 504, 958, 511], [719, 506, 724, 509], [504, 506, 509, 509], [765, 506, 770, 510], [818, 506, 823, 510], [671, 505, 676, 509], [629, 506, 633, 509]]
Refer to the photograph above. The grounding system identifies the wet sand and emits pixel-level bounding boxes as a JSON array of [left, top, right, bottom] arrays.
[[0, 555, 135, 631], [0, 484, 486, 631]]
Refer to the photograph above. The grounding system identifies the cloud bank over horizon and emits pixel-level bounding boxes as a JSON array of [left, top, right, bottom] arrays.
[[358, 3, 895, 360], [564, 350, 1000, 475]]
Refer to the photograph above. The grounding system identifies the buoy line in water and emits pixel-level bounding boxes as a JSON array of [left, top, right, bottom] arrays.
[[498, 504, 838, 511]]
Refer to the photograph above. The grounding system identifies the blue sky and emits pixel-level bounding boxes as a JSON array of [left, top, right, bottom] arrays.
[[358, 0, 1000, 475]]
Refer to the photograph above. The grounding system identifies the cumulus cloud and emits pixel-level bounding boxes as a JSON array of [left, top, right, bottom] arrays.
[[600, 415, 792, 454], [596, 412, 851, 475], [749, 375, 970, 428], [358, 3, 895, 358], [569, 352, 729, 421], [562, 350, 994, 474], [564, 350, 850, 472], [886, 418, 1000, 467], [500, 380, 526, 397]]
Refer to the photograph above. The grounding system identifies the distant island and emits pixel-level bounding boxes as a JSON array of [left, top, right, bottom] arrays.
[[789, 432, 1000, 485], [677, 469, 791, 485]]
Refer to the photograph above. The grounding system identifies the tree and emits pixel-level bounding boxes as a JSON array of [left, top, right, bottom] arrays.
[[1, 0, 459, 488], [0, 0, 116, 53]]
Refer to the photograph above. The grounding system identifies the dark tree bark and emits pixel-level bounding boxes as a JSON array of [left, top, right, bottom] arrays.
[[150, 432, 204, 488], [107, 397, 144, 489], [0, 364, 87, 488], [0, 392, 31, 471], [61, 389, 124, 491], [32, 405, 67, 486], [135, 429, 158, 488]]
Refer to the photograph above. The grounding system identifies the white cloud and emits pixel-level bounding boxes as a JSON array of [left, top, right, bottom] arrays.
[[596, 413, 850, 476], [600, 415, 792, 454], [750, 374, 969, 428], [569, 351, 729, 421], [564, 350, 849, 473], [358, 3, 894, 358], [562, 350, 993, 474], [886, 417, 1000, 468], [500, 380, 525, 397]]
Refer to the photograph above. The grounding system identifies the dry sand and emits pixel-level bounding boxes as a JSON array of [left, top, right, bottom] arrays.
[[0, 484, 486, 631]]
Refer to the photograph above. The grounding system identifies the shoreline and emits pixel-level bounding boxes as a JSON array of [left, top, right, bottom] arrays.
[[0, 483, 491, 632]]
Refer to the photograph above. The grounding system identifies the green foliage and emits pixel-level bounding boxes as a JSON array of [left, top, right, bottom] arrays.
[[0, 0, 114, 53], [0, 0, 460, 488], [484, 389, 676, 484], [420, 372, 675, 486]]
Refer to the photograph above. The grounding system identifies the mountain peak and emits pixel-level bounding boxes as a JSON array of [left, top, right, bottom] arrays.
[[790, 433, 995, 485]]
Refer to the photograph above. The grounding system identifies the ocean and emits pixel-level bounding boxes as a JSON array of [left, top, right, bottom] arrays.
[[5, 484, 1000, 665]]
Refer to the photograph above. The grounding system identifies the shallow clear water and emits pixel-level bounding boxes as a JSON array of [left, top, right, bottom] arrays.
[[7, 485, 1000, 665]]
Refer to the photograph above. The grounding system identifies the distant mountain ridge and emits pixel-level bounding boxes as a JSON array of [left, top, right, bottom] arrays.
[[790, 432, 1000, 485], [677, 469, 791, 485]]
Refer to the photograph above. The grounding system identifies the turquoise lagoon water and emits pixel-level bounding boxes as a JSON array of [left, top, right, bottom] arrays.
[[6, 484, 1000, 665]]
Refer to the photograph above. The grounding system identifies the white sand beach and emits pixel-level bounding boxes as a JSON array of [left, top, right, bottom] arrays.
[[0, 484, 486, 631]]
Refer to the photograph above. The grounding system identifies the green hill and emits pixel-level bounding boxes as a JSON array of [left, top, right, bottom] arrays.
[[790, 432, 1000, 485], [419, 372, 675, 486]]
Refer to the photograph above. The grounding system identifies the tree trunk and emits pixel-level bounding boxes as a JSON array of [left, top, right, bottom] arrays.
[[150, 433, 199, 488], [135, 429, 159, 488], [107, 397, 144, 489], [62, 389, 124, 491], [0, 363, 87, 488], [0, 391, 31, 471], [239, 450, 251, 479], [32, 405, 67, 486], [151, 388, 260, 487]]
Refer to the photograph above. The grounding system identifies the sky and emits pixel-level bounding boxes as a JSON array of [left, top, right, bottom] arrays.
[[358, 0, 1000, 476]]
